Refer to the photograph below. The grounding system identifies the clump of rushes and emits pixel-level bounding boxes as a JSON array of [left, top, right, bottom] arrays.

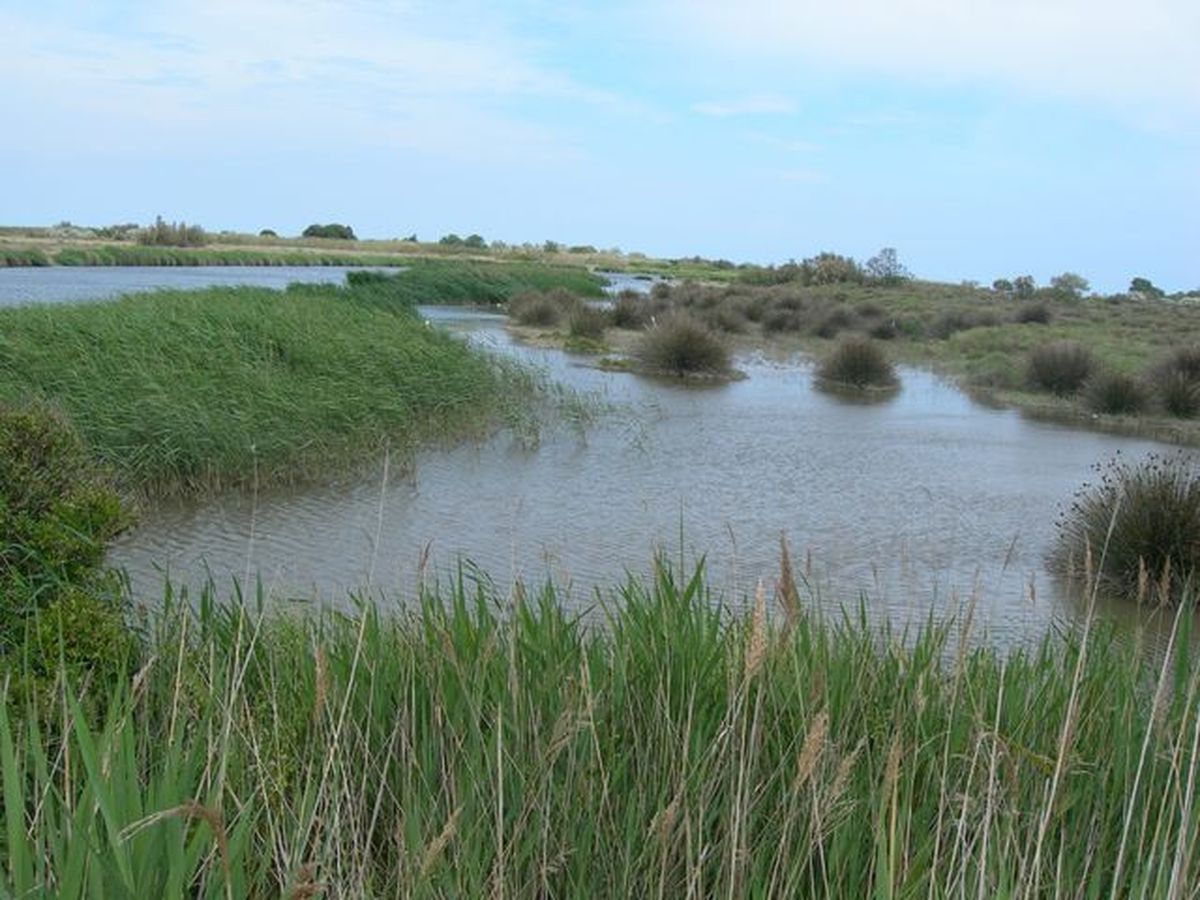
[[1085, 371, 1147, 416], [634, 312, 730, 375], [1015, 302, 1052, 324], [1152, 347, 1200, 418], [610, 291, 652, 329], [508, 289, 580, 326], [815, 336, 898, 390], [1053, 451, 1200, 600], [567, 304, 609, 340], [2, 558, 1199, 895], [1026, 339, 1094, 395]]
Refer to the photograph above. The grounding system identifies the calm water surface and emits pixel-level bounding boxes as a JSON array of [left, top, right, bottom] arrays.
[[106, 305, 1182, 649], [0, 265, 388, 306]]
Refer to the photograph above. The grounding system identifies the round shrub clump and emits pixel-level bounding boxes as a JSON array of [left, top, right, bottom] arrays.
[[567, 304, 609, 340], [508, 289, 579, 327], [634, 313, 730, 376], [1, 403, 132, 669], [1052, 452, 1200, 601], [816, 336, 898, 390], [1085, 371, 1147, 416], [1152, 347, 1200, 418], [1026, 340, 1094, 395]]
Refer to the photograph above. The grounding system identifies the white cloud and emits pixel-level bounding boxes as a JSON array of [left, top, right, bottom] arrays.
[[692, 94, 796, 117], [666, 0, 1200, 118], [0, 1, 615, 161]]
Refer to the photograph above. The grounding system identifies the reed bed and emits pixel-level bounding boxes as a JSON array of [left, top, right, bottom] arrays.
[[0, 283, 525, 496], [2, 559, 1197, 898]]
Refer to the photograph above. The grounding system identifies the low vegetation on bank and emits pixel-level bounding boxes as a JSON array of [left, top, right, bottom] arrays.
[[1, 555, 1198, 896], [0, 269, 595, 496], [815, 336, 898, 392]]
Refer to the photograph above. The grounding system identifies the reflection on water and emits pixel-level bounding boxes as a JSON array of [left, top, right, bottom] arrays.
[[108, 306, 1193, 650]]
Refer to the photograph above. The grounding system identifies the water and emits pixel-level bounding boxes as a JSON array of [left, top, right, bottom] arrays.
[[106, 306, 1181, 649], [0, 265, 389, 306], [0, 266, 1184, 647]]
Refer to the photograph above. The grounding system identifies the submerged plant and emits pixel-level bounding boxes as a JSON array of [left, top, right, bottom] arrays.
[[1052, 452, 1200, 600]]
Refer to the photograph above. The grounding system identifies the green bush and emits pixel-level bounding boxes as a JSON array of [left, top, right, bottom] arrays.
[[1026, 340, 1094, 395], [635, 313, 730, 375], [1085, 371, 1147, 416], [1150, 347, 1200, 417], [816, 336, 898, 390], [302, 223, 357, 240], [1015, 302, 1052, 324], [1053, 452, 1200, 600], [0, 404, 131, 666]]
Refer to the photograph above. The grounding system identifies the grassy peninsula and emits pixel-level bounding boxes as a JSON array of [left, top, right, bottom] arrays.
[[0, 264, 600, 496]]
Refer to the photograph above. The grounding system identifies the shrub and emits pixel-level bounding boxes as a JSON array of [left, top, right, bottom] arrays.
[[635, 313, 730, 375], [816, 336, 898, 390], [0, 403, 131, 666], [1026, 340, 1094, 395], [567, 304, 608, 340], [1052, 452, 1200, 600], [302, 223, 357, 240], [1150, 347, 1200, 417], [610, 292, 651, 329], [932, 309, 998, 339], [813, 307, 855, 339], [1085, 371, 1147, 415], [702, 305, 748, 334], [508, 289, 579, 327], [1015, 303, 1052, 324], [138, 215, 208, 247]]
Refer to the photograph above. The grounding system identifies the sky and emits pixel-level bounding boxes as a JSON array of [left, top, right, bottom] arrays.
[[1, 0, 1197, 292]]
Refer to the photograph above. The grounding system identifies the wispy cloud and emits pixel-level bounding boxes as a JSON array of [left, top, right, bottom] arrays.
[[692, 94, 796, 117], [663, 0, 1200, 122]]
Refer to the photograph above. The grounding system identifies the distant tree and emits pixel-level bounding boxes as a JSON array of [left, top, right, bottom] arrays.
[[800, 252, 863, 285], [401, 233, 418, 242], [464, 234, 486, 249], [992, 278, 1014, 293], [568, 244, 598, 254], [138, 215, 208, 247], [864, 247, 911, 285], [1049, 272, 1090, 298], [259, 228, 278, 238], [1129, 276, 1164, 298], [438, 233, 465, 246], [302, 223, 356, 240], [1012, 275, 1037, 298], [543, 240, 561, 253]]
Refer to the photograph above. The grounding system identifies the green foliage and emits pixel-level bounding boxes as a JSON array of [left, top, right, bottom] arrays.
[[301, 223, 356, 240], [137, 216, 208, 247], [1151, 347, 1200, 418], [635, 312, 730, 375], [816, 336, 899, 390], [1049, 272, 1090, 298], [1014, 302, 1052, 324], [1085, 371, 1147, 416], [1012, 275, 1037, 298], [1129, 276, 1164, 298], [508, 289, 580, 326], [0, 404, 131, 668], [0, 281, 532, 496], [864, 247, 911, 285], [2, 562, 1199, 895], [1053, 452, 1200, 599], [610, 292, 654, 329], [0, 248, 51, 267], [1026, 340, 1094, 395]]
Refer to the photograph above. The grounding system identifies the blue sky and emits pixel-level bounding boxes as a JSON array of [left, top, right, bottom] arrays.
[[1, 0, 1196, 291]]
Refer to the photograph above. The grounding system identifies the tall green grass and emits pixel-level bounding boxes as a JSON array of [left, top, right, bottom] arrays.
[[0, 248, 51, 267], [0, 282, 524, 496], [2, 560, 1197, 897]]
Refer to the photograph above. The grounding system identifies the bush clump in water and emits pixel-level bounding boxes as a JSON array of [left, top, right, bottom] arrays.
[[1085, 371, 1147, 416], [1026, 340, 1094, 395], [816, 336, 898, 390], [567, 304, 609, 340], [634, 313, 730, 376], [508, 289, 579, 327], [1052, 452, 1200, 601]]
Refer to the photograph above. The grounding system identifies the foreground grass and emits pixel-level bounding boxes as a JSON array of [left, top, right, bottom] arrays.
[[0, 284, 513, 496], [2, 561, 1198, 897]]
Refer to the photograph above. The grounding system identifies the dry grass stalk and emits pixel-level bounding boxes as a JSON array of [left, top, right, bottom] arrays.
[[744, 581, 769, 683], [122, 802, 231, 882], [793, 709, 829, 793], [777, 534, 801, 632], [313, 644, 329, 724], [289, 862, 324, 899], [419, 806, 462, 879]]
